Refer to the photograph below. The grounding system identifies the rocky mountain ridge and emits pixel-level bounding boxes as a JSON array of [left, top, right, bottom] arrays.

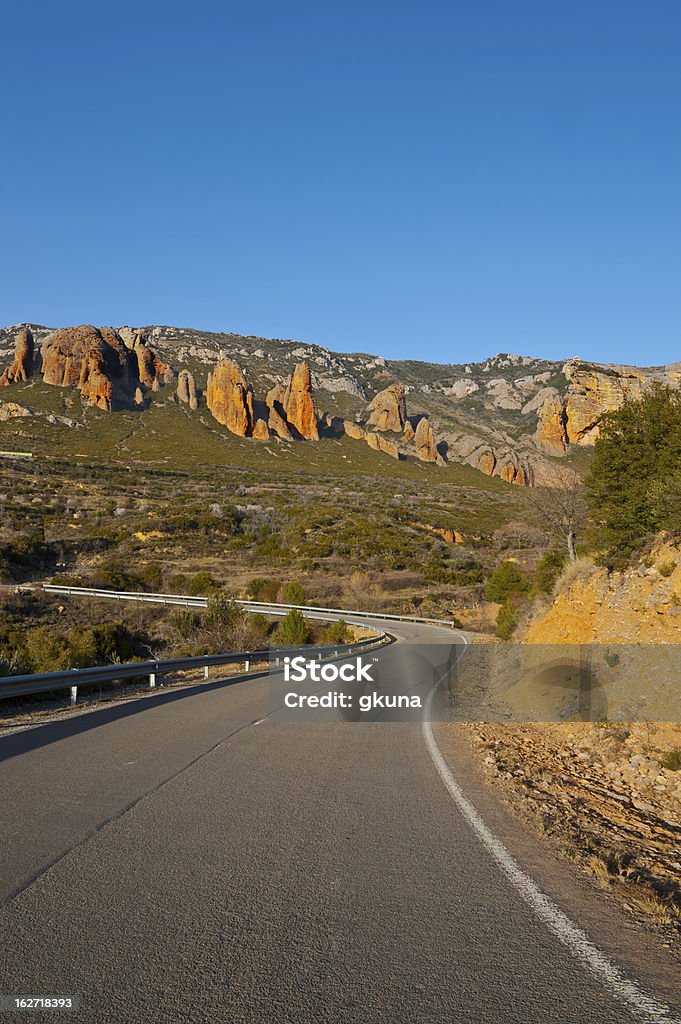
[[1, 322, 678, 485]]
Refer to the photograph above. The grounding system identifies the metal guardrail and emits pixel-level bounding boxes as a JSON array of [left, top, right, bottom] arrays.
[[0, 632, 389, 706], [41, 584, 459, 629]]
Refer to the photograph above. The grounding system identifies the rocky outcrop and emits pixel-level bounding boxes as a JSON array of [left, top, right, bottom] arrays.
[[403, 420, 415, 442], [37, 325, 172, 410], [366, 432, 400, 459], [282, 362, 319, 440], [535, 392, 568, 454], [561, 361, 646, 446], [409, 521, 464, 544], [177, 370, 198, 410], [343, 419, 366, 440], [0, 328, 34, 385], [414, 417, 446, 467], [206, 359, 254, 436], [41, 325, 133, 410], [266, 384, 293, 439], [252, 417, 270, 440], [0, 402, 32, 421], [367, 382, 407, 432], [134, 387, 144, 406]]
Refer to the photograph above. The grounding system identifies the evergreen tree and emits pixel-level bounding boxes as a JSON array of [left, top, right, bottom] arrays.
[[585, 385, 681, 564]]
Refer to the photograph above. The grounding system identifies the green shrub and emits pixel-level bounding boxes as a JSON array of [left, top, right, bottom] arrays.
[[246, 577, 281, 602], [169, 608, 203, 639], [189, 571, 219, 596], [281, 581, 306, 606], [276, 609, 310, 646], [141, 562, 163, 591], [486, 561, 528, 603], [495, 596, 524, 640], [321, 619, 350, 645], [658, 561, 675, 578], [585, 386, 681, 565], [533, 550, 566, 593]]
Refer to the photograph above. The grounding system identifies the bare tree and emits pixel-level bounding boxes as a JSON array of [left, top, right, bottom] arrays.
[[524, 464, 587, 562]]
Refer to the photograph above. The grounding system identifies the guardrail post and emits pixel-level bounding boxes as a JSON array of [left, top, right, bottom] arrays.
[[244, 659, 250, 672], [204, 665, 209, 679], [149, 671, 156, 689], [69, 686, 78, 706]]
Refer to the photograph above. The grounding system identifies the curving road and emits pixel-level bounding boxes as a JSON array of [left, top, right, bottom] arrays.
[[0, 615, 679, 1023]]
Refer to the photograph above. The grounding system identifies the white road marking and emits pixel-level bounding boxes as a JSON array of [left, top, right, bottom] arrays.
[[423, 634, 680, 1024]]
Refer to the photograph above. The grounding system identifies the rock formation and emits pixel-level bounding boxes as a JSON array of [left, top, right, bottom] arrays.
[[343, 419, 366, 440], [535, 392, 568, 454], [366, 432, 400, 459], [282, 362, 319, 440], [0, 402, 32, 421], [409, 521, 464, 544], [134, 387, 144, 406], [41, 325, 132, 411], [414, 417, 446, 467], [0, 328, 34, 385], [561, 360, 645, 446], [403, 420, 415, 442], [266, 384, 293, 439], [252, 418, 270, 440], [367, 382, 407, 432], [177, 370, 198, 410], [206, 359, 254, 436]]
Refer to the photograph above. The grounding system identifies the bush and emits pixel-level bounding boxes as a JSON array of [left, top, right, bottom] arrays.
[[140, 562, 163, 591], [276, 609, 310, 646], [486, 561, 528, 603], [189, 571, 219, 596], [495, 596, 524, 640], [533, 550, 566, 594], [281, 581, 306, 606], [169, 608, 203, 639], [658, 561, 676, 578], [321, 619, 350, 645], [246, 577, 281, 602]]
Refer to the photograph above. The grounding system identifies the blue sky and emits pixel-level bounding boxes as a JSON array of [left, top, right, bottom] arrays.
[[2, 0, 679, 365]]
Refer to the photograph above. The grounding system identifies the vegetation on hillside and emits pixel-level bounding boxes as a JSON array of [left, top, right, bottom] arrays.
[[586, 386, 681, 567]]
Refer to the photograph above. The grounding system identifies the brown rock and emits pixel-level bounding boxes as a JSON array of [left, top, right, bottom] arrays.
[[252, 417, 270, 440], [366, 432, 400, 459], [266, 384, 293, 439], [414, 416, 445, 465], [41, 325, 130, 410], [0, 328, 34, 385], [343, 419, 367, 440], [177, 369, 198, 410], [409, 521, 464, 544], [134, 387, 144, 406], [403, 420, 415, 442], [562, 360, 646, 446], [206, 358, 254, 436], [367, 382, 407, 432], [283, 362, 319, 440], [536, 393, 568, 454], [477, 450, 497, 476], [0, 402, 32, 421]]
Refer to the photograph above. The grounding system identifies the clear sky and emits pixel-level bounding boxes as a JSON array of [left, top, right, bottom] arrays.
[[2, 0, 679, 365]]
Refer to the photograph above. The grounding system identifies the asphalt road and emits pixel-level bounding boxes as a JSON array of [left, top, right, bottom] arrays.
[[0, 617, 679, 1023]]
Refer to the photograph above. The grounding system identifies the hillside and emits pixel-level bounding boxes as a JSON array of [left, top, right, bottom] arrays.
[[1, 322, 678, 485]]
